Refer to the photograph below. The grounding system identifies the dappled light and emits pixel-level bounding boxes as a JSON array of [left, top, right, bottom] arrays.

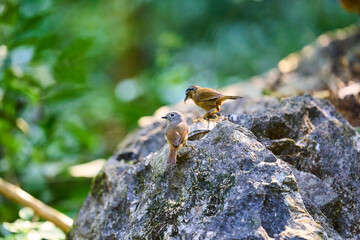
[[0, 0, 359, 239], [69, 159, 106, 178]]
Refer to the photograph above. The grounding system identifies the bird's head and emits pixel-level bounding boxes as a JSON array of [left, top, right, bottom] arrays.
[[184, 85, 198, 103], [162, 111, 184, 124]]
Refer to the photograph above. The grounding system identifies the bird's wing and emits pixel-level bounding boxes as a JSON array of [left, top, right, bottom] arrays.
[[166, 128, 182, 147], [196, 88, 223, 102]]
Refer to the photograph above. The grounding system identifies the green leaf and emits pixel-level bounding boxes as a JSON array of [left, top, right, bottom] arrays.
[[18, 208, 34, 220]]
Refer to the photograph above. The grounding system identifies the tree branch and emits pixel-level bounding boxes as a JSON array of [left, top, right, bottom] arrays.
[[0, 177, 73, 233]]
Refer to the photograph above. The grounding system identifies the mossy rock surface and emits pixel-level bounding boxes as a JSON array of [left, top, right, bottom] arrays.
[[228, 95, 360, 239], [70, 95, 360, 239]]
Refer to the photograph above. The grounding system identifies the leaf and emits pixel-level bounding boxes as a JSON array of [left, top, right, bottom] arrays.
[[18, 207, 34, 220], [38, 222, 65, 240]]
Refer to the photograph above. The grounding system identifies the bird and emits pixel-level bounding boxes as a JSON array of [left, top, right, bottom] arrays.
[[162, 111, 192, 164], [184, 85, 242, 121], [339, 0, 360, 14]]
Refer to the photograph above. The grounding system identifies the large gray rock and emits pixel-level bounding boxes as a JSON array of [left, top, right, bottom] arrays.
[[228, 95, 360, 239], [70, 95, 360, 239], [70, 121, 341, 239]]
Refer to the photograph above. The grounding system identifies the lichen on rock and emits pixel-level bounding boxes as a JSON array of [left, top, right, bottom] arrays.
[[70, 95, 360, 240], [70, 121, 343, 239], [228, 95, 360, 239]]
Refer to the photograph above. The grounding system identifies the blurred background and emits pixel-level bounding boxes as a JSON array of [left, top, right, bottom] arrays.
[[0, 0, 358, 238]]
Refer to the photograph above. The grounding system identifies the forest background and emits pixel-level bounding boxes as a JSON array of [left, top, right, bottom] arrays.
[[0, 0, 358, 237]]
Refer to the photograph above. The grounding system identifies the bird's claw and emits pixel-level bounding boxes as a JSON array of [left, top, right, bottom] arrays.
[[209, 114, 219, 121], [185, 144, 195, 151], [193, 115, 207, 123]]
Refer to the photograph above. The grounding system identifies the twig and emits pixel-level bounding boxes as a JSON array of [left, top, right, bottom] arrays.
[[0, 177, 73, 232]]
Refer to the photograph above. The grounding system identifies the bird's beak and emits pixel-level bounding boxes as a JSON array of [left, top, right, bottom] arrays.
[[184, 95, 189, 103], [161, 116, 168, 119]]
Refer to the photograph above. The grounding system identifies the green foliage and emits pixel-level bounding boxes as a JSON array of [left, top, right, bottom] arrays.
[[0, 208, 65, 240], [0, 0, 358, 235]]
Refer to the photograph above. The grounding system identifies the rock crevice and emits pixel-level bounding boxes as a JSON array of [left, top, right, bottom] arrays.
[[70, 96, 359, 240]]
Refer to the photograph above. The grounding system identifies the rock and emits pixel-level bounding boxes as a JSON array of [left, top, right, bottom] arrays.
[[70, 121, 342, 240], [188, 117, 222, 141], [228, 95, 360, 239], [291, 168, 341, 226], [70, 27, 360, 239], [70, 95, 360, 239], [115, 120, 167, 163]]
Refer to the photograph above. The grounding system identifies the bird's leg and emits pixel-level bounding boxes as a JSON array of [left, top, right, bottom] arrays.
[[193, 112, 210, 122], [212, 105, 221, 115], [211, 114, 219, 121], [183, 138, 195, 151], [208, 106, 221, 121]]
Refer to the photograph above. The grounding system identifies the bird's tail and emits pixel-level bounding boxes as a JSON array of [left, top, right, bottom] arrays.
[[224, 95, 242, 100], [167, 146, 177, 165]]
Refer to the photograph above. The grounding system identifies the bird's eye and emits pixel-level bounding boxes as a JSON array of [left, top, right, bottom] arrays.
[[170, 113, 175, 117], [186, 87, 195, 92]]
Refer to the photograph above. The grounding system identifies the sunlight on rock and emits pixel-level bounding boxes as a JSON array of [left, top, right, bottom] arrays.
[[154, 106, 172, 119], [301, 45, 315, 58], [338, 83, 360, 99], [278, 53, 300, 74], [317, 34, 331, 47], [312, 90, 330, 99], [138, 106, 170, 127], [69, 159, 106, 178], [334, 28, 348, 41], [138, 116, 154, 127]]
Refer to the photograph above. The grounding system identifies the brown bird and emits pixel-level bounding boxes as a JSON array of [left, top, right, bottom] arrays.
[[339, 0, 360, 14], [184, 85, 242, 121], [162, 111, 191, 164]]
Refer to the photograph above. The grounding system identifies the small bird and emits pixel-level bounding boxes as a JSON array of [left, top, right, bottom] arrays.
[[184, 85, 242, 121], [339, 0, 360, 14], [162, 111, 191, 164]]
